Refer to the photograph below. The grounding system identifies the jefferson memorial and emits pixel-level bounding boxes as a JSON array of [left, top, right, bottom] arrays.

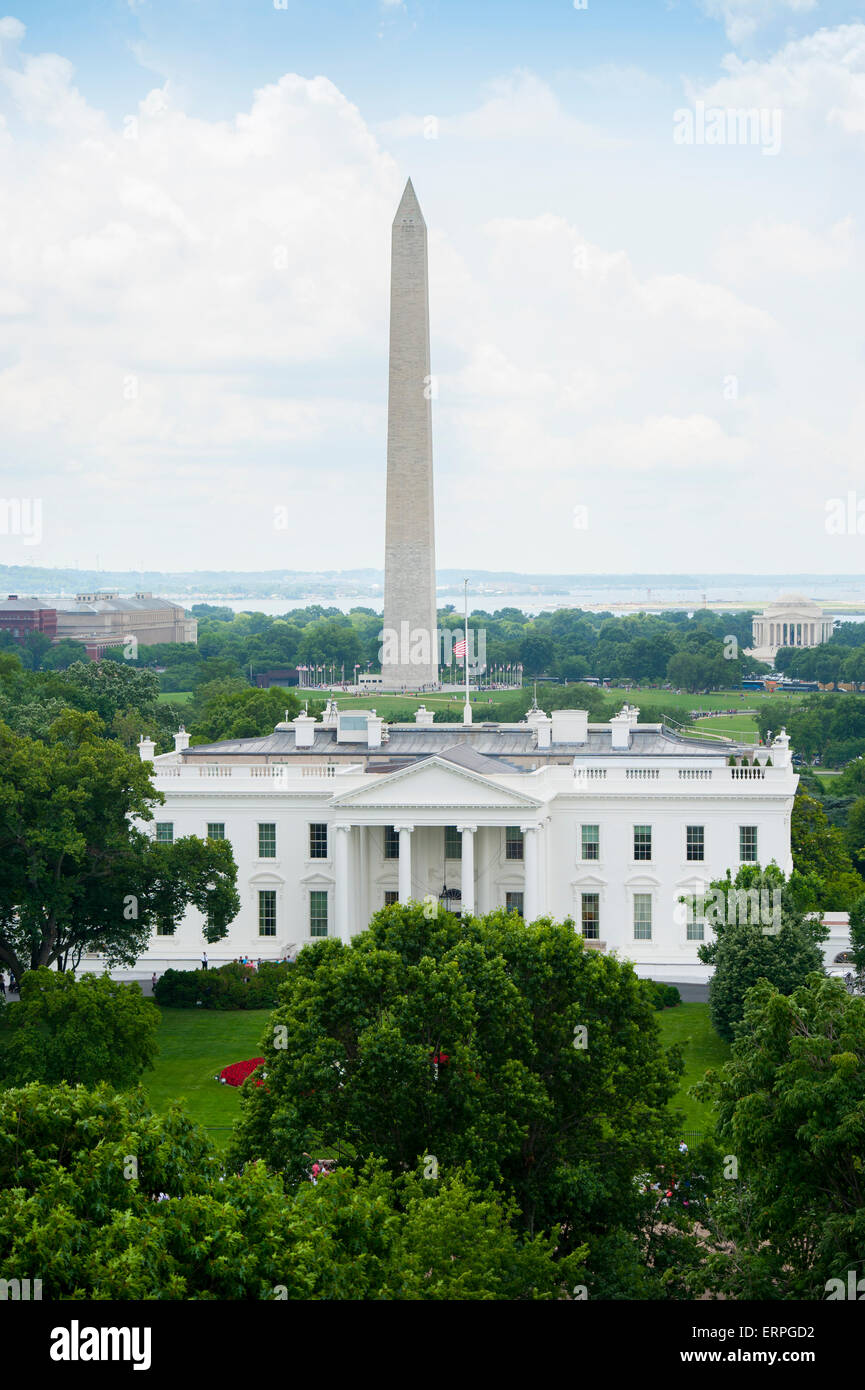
[[747, 594, 833, 665]]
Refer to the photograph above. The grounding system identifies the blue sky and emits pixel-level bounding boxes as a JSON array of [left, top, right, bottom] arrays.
[[2, 0, 865, 574]]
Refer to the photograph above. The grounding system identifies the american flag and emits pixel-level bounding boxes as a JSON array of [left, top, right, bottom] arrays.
[[453, 638, 467, 659]]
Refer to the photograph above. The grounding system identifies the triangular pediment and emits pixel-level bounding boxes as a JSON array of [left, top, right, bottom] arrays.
[[330, 756, 542, 810]]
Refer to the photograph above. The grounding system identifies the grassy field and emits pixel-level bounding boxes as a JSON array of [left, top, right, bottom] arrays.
[[144, 1007, 268, 1144], [143, 999, 726, 1147], [691, 712, 760, 741], [157, 690, 194, 705], [656, 1002, 729, 1133]]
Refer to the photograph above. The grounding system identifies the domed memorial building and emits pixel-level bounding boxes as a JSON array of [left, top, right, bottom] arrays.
[[747, 594, 833, 666]]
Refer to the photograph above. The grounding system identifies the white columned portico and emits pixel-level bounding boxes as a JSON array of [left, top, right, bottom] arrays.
[[396, 824, 414, 903], [457, 824, 476, 915], [333, 823, 352, 942], [520, 823, 541, 923]]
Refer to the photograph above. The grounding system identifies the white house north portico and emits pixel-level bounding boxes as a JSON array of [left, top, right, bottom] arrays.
[[133, 701, 798, 980]]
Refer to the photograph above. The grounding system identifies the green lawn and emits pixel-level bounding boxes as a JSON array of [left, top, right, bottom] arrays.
[[144, 1007, 268, 1144], [656, 1002, 730, 1133], [143, 999, 726, 1147], [692, 712, 760, 740], [157, 690, 194, 705]]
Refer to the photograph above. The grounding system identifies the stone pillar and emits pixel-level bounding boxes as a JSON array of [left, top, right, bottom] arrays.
[[457, 825, 476, 915], [521, 824, 540, 923], [334, 824, 352, 943], [397, 824, 414, 903]]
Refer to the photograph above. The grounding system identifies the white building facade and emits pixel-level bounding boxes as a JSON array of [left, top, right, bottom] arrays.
[[129, 704, 799, 984]]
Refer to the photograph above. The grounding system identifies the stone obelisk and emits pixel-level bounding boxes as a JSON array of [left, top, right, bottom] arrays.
[[381, 178, 439, 690]]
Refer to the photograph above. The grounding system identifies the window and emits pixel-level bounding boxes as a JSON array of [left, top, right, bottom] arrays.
[[206, 822, 225, 841], [686, 897, 704, 942], [444, 825, 462, 860], [156, 922, 175, 937], [505, 891, 524, 917], [309, 823, 328, 859], [258, 823, 277, 859], [581, 824, 600, 861], [633, 893, 652, 940], [506, 826, 524, 861], [581, 892, 600, 940], [633, 825, 652, 861], [310, 890, 328, 938], [740, 826, 758, 862], [384, 890, 399, 906], [258, 890, 276, 937], [155, 822, 174, 844], [384, 826, 400, 859], [686, 825, 704, 862]]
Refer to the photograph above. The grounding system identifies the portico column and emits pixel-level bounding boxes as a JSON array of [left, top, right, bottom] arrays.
[[333, 823, 352, 943], [396, 824, 414, 903], [520, 823, 540, 923], [457, 825, 476, 915]]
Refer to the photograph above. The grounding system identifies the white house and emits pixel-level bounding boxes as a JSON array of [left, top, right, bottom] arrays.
[[123, 702, 805, 984]]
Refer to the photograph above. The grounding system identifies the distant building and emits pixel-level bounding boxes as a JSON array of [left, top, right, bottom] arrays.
[[0, 595, 58, 641], [747, 593, 832, 665], [51, 593, 197, 653]]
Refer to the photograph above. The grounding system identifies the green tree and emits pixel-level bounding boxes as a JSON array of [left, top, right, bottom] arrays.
[[790, 791, 864, 910], [0, 969, 159, 1088], [0, 712, 240, 982], [848, 894, 865, 977], [692, 975, 865, 1297], [696, 865, 827, 1041], [844, 795, 865, 875], [229, 904, 683, 1290], [0, 1085, 585, 1300]]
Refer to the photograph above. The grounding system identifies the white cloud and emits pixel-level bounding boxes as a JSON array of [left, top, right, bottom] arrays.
[[715, 217, 856, 280], [0, 25, 864, 573], [700, 0, 818, 46], [379, 71, 618, 149], [694, 24, 865, 148]]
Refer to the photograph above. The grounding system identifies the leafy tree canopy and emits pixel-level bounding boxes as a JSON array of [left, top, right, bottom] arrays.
[[0, 712, 240, 982], [0, 969, 159, 1088], [229, 904, 684, 1291]]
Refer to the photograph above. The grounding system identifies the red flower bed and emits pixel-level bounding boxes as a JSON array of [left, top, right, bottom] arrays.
[[220, 1057, 265, 1087]]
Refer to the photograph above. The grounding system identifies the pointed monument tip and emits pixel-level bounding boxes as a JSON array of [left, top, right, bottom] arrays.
[[394, 176, 425, 226]]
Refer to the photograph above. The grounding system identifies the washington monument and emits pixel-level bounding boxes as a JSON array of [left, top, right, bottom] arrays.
[[380, 178, 439, 690]]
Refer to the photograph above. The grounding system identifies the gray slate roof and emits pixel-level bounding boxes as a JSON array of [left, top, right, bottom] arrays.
[[184, 722, 733, 763]]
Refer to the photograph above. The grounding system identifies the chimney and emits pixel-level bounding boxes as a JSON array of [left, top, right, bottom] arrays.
[[138, 735, 156, 762], [414, 705, 435, 726], [551, 709, 588, 744], [292, 712, 317, 748], [610, 710, 632, 749], [535, 713, 552, 749], [367, 713, 384, 748], [770, 727, 791, 768], [173, 726, 190, 752]]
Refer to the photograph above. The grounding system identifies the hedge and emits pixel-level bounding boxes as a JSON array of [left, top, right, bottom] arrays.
[[153, 961, 292, 1010]]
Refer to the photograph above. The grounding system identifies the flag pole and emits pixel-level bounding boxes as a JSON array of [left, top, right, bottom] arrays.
[[463, 578, 472, 724]]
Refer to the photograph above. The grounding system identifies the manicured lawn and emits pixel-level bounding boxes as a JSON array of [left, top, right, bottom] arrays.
[[692, 712, 760, 739], [655, 1002, 730, 1134], [144, 1007, 268, 1144], [143, 1000, 727, 1146], [157, 690, 194, 704]]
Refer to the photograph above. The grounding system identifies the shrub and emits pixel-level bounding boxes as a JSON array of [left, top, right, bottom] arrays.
[[153, 961, 292, 1010], [642, 979, 681, 1011]]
